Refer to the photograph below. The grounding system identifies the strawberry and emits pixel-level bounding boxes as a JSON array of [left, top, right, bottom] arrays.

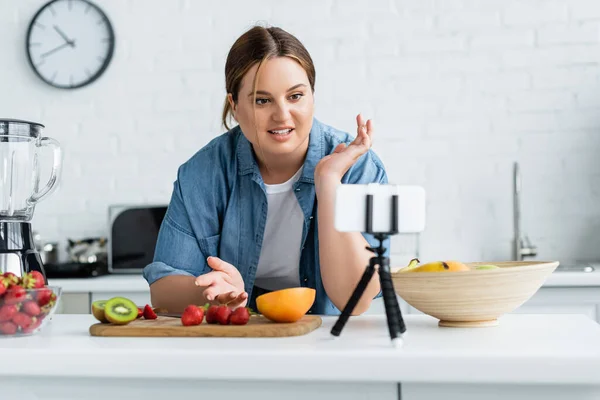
[[0, 321, 17, 335], [205, 305, 220, 324], [22, 300, 41, 317], [2, 272, 20, 288], [4, 286, 26, 305], [0, 279, 7, 297], [143, 304, 157, 319], [229, 307, 250, 325], [0, 304, 18, 322], [181, 305, 204, 326], [137, 307, 143, 319], [21, 317, 42, 334], [214, 305, 232, 325], [22, 271, 45, 289], [36, 287, 53, 307], [12, 312, 32, 329]]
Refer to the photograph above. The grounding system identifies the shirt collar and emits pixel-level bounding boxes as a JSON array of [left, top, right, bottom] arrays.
[[236, 117, 324, 184]]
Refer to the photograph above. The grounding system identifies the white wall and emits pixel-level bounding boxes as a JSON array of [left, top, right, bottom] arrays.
[[1, 0, 599, 265]]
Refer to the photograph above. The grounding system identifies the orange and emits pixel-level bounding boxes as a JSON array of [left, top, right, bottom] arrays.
[[256, 287, 316, 323]]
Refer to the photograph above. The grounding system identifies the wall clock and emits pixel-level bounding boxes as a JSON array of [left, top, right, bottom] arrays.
[[26, 0, 115, 89]]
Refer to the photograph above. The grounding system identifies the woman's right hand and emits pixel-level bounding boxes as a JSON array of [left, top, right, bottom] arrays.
[[194, 256, 248, 308]]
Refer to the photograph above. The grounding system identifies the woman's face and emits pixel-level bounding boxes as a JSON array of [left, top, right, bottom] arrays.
[[229, 56, 314, 159]]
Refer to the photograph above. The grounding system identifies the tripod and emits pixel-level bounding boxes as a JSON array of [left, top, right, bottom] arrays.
[[330, 192, 407, 347]]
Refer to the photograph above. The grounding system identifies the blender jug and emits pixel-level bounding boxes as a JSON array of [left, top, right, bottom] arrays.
[[0, 119, 62, 221], [0, 119, 62, 279]]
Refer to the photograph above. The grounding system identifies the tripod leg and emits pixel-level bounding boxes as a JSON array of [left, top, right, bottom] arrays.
[[379, 266, 406, 347], [330, 264, 376, 337]]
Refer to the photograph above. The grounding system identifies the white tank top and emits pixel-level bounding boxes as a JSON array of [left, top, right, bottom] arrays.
[[254, 167, 304, 291]]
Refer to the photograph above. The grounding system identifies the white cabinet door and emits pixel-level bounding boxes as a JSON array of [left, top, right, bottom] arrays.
[[399, 287, 600, 322], [90, 292, 152, 308]]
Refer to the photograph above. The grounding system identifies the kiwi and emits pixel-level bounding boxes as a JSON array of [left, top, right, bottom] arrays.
[[104, 297, 138, 325], [91, 300, 109, 323]]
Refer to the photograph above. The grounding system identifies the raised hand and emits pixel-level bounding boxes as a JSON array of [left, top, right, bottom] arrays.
[[314, 113, 374, 190], [194, 256, 248, 308]]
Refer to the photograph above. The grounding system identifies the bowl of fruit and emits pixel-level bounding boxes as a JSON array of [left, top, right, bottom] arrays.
[[391, 259, 559, 327], [0, 271, 61, 337]]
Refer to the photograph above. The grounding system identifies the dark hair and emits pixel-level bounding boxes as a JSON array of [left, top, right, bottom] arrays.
[[221, 25, 316, 130]]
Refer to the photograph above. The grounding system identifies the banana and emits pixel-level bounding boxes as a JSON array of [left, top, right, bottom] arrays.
[[397, 258, 421, 273]]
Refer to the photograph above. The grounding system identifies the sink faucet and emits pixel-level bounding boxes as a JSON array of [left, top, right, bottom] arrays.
[[513, 162, 537, 261]]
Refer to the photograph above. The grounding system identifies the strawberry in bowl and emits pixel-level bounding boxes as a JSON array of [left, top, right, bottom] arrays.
[[0, 271, 61, 337]]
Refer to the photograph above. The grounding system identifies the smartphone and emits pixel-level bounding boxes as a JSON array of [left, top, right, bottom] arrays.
[[334, 184, 426, 233]]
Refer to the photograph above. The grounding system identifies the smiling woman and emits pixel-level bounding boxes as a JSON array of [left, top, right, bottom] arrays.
[[143, 25, 391, 316]]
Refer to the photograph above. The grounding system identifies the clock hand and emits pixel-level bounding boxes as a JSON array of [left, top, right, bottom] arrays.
[[40, 42, 72, 58], [53, 25, 75, 47]]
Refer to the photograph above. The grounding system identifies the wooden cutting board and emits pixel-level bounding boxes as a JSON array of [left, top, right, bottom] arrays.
[[89, 315, 322, 338]]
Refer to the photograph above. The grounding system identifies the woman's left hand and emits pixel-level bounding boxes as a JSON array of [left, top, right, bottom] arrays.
[[315, 114, 374, 191]]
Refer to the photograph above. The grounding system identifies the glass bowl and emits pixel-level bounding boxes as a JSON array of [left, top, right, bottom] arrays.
[[0, 285, 62, 337]]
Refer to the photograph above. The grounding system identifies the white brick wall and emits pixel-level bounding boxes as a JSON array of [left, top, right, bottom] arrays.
[[1, 0, 599, 265]]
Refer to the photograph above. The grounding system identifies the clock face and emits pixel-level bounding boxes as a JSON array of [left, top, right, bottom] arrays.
[[26, 0, 115, 89]]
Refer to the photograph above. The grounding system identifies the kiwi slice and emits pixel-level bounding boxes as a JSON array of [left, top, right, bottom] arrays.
[[91, 300, 109, 323], [104, 297, 138, 325]]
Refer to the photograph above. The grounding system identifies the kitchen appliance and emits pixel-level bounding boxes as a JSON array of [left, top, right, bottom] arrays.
[[0, 119, 62, 281], [108, 205, 167, 273]]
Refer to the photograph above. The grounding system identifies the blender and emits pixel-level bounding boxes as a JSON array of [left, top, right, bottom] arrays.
[[0, 119, 62, 282]]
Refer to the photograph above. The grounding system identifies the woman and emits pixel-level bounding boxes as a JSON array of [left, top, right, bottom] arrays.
[[143, 25, 390, 315]]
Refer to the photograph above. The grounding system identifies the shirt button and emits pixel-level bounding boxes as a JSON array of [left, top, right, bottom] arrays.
[[309, 216, 313, 220], [295, 188, 301, 192], [303, 278, 308, 282]]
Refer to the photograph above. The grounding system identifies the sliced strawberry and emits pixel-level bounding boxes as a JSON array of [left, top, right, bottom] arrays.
[[143, 304, 157, 319], [0, 304, 18, 322], [0, 321, 17, 335], [137, 307, 143, 319]]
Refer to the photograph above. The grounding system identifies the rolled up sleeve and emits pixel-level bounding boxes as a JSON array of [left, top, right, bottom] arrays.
[[143, 176, 212, 286]]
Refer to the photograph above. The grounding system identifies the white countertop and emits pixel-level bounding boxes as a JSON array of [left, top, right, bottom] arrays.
[[2, 314, 600, 385], [47, 269, 600, 294], [48, 274, 149, 293]]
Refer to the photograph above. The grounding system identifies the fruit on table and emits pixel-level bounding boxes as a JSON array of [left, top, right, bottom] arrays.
[[181, 305, 204, 326], [142, 304, 158, 320], [91, 300, 109, 323], [229, 307, 250, 325], [256, 287, 316, 323], [205, 304, 219, 324], [104, 297, 139, 325], [214, 305, 232, 325], [396, 258, 420, 273], [474, 264, 500, 270], [406, 260, 470, 273], [0, 271, 58, 336]]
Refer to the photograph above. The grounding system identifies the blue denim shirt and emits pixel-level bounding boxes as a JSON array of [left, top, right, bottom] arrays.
[[143, 117, 390, 315]]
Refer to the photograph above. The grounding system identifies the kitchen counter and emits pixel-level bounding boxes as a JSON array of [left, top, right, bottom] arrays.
[[48, 273, 149, 293], [1, 314, 599, 400]]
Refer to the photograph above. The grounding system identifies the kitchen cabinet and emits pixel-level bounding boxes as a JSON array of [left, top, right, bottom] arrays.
[[406, 287, 600, 323]]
